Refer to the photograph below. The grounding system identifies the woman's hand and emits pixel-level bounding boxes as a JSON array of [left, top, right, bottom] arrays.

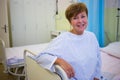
[[94, 77, 99, 80], [54, 58, 75, 78]]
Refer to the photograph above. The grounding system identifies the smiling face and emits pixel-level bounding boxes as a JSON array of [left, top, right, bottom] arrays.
[[65, 3, 88, 35], [70, 11, 88, 35]]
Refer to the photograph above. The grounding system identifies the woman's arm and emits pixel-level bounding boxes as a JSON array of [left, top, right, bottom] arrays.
[[54, 58, 75, 78]]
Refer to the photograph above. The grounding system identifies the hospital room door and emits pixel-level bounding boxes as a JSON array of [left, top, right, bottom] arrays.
[[0, 0, 10, 47]]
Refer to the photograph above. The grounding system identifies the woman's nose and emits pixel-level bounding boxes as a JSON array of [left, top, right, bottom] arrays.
[[78, 18, 82, 22]]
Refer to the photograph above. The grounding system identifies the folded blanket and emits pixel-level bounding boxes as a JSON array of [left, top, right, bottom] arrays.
[[7, 57, 24, 66]]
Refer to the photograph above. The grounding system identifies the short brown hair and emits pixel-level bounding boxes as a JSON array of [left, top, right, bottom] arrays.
[[65, 3, 88, 22]]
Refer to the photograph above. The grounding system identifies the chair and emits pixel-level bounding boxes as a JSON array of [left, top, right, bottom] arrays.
[[0, 39, 25, 80], [24, 49, 69, 80]]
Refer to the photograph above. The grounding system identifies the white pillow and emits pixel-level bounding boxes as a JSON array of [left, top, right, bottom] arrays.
[[101, 42, 120, 58]]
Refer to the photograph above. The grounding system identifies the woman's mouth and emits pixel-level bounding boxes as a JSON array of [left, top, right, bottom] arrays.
[[77, 23, 85, 27], [82, 23, 85, 26]]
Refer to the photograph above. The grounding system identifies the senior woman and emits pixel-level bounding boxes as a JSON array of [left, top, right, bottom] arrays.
[[36, 2, 101, 80]]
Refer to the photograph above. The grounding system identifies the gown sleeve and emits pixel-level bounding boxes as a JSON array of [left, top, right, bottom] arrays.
[[35, 34, 66, 71], [94, 47, 102, 79], [93, 37, 102, 79], [35, 53, 57, 71]]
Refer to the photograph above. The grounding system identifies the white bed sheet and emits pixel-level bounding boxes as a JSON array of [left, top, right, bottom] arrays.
[[101, 51, 120, 75], [101, 50, 120, 80], [100, 42, 120, 80], [5, 43, 49, 59]]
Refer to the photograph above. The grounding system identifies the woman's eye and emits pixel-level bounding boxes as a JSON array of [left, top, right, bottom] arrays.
[[73, 17, 76, 19], [73, 17, 78, 19], [81, 16, 85, 18]]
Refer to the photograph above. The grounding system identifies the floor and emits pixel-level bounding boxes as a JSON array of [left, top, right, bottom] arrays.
[[0, 63, 24, 80]]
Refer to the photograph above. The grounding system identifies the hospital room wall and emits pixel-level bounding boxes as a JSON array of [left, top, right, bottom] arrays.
[[104, 8, 117, 45], [104, 0, 120, 45], [55, 0, 74, 31]]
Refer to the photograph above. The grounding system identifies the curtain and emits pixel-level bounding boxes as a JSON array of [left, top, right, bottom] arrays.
[[78, 0, 104, 47]]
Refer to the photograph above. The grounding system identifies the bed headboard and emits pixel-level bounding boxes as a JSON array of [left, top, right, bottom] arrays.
[[0, 39, 8, 72], [0, 39, 5, 57], [0, 39, 3, 63], [24, 49, 61, 80]]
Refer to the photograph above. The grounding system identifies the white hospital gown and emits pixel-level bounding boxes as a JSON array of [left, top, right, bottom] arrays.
[[35, 31, 101, 80]]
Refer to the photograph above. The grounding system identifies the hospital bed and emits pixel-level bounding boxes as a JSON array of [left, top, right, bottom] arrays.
[[100, 42, 120, 80], [0, 39, 68, 80], [1, 38, 120, 80], [0, 39, 25, 80]]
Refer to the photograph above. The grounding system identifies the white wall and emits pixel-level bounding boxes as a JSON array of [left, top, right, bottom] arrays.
[[9, 0, 56, 46]]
